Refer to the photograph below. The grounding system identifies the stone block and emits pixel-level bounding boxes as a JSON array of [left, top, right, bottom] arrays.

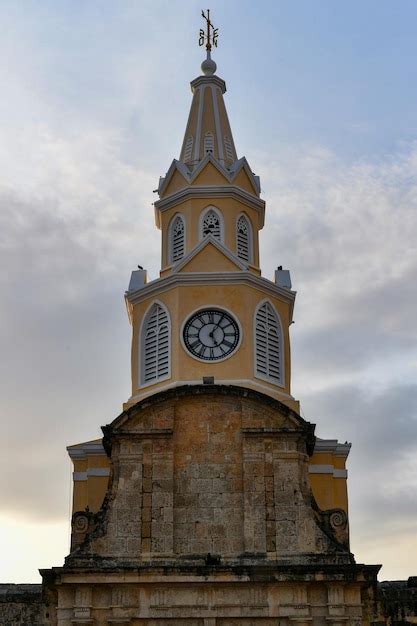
[[143, 465, 152, 478], [142, 522, 151, 538], [153, 478, 174, 492], [143, 493, 152, 508], [127, 537, 141, 554], [266, 507, 275, 521], [141, 538, 150, 552], [152, 492, 171, 508], [142, 507, 152, 522], [142, 478, 152, 492], [265, 476, 274, 492]]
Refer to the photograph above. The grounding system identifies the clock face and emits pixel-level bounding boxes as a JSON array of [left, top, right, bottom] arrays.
[[183, 308, 240, 361]]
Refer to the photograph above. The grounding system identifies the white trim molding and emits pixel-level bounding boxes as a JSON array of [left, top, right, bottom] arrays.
[[167, 212, 186, 264], [125, 271, 296, 324], [73, 468, 110, 482], [314, 438, 352, 457], [210, 84, 225, 164], [308, 464, 348, 479], [67, 440, 105, 459], [236, 212, 253, 263]]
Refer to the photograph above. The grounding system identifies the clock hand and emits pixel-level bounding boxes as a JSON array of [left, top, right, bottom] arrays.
[[209, 324, 221, 344]]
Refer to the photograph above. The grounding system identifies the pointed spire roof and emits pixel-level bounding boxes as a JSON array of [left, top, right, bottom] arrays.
[[179, 51, 238, 169]]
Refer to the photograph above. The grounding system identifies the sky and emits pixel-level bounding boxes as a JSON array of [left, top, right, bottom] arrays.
[[0, 0, 416, 582]]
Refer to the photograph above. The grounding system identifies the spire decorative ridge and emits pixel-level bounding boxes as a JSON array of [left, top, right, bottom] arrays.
[[178, 12, 239, 170]]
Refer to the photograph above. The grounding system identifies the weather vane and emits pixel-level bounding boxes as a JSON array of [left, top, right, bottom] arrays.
[[199, 9, 219, 52]]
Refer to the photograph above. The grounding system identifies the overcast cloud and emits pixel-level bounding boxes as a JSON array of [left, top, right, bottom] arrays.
[[0, 1, 416, 582]]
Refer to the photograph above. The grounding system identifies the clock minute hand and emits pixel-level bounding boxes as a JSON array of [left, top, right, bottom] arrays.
[[209, 324, 220, 344]]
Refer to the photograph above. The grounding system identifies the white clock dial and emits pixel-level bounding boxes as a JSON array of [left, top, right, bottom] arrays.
[[183, 309, 240, 361]]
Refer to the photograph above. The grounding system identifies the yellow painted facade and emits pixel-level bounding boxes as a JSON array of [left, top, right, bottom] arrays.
[[68, 44, 353, 531], [158, 170, 263, 273]]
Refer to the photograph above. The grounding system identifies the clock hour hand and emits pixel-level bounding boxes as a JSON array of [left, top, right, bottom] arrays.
[[209, 324, 221, 344]]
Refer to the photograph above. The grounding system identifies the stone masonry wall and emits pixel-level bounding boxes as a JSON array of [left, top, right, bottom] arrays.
[[69, 387, 348, 566], [0, 584, 45, 626]]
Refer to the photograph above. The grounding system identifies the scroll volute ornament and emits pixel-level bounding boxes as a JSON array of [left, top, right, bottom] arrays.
[[71, 508, 94, 551], [318, 507, 350, 550]]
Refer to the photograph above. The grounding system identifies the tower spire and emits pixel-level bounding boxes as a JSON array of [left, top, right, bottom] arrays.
[[179, 9, 237, 167]]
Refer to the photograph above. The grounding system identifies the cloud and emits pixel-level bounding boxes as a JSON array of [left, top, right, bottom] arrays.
[[251, 143, 417, 572], [0, 125, 161, 523]]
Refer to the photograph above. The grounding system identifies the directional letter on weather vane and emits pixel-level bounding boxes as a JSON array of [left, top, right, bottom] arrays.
[[199, 9, 219, 51]]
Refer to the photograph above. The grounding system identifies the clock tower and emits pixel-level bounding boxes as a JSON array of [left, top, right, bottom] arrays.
[[41, 22, 380, 626], [125, 48, 298, 413]]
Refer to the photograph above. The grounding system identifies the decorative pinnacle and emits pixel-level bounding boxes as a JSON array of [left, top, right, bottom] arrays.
[[199, 9, 218, 75]]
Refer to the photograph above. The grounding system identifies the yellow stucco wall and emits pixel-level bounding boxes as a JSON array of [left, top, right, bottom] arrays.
[[71, 451, 110, 513], [128, 280, 295, 409], [159, 196, 261, 272], [177, 241, 242, 273], [309, 450, 349, 512]]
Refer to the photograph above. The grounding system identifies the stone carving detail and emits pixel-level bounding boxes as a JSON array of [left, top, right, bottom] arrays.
[[316, 507, 349, 549], [329, 509, 347, 530], [73, 513, 89, 534], [71, 509, 94, 550]]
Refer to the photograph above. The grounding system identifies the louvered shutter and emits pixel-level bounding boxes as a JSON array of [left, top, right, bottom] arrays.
[[171, 215, 185, 262], [255, 302, 282, 384], [202, 209, 221, 240], [184, 135, 193, 162], [237, 215, 250, 262], [224, 135, 234, 161], [204, 132, 214, 155], [142, 304, 170, 384]]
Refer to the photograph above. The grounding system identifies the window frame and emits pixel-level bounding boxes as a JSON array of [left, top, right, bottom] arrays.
[[168, 213, 186, 265], [253, 299, 284, 387], [199, 205, 224, 243], [236, 212, 253, 263], [139, 300, 171, 388]]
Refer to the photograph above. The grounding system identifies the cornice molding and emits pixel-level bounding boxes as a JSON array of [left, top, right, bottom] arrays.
[[67, 440, 104, 459], [154, 185, 265, 228], [314, 438, 351, 457], [110, 383, 310, 433], [190, 74, 226, 94], [125, 271, 296, 318], [156, 154, 262, 209]]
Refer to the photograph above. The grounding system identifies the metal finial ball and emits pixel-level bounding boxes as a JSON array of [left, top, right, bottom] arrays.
[[201, 55, 217, 76]]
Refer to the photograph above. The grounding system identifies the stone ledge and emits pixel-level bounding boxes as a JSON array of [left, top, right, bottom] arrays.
[[43, 562, 381, 584], [0, 583, 42, 603]]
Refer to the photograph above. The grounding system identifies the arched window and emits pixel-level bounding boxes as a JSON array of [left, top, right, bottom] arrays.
[[169, 214, 185, 263], [200, 207, 223, 241], [204, 131, 214, 155], [236, 214, 252, 262], [254, 301, 283, 385], [141, 302, 170, 385]]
